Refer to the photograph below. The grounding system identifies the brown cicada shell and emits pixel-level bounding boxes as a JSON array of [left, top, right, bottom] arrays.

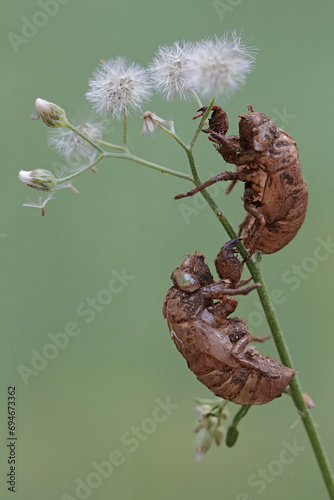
[[175, 106, 308, 254], [163, 239, 295, 405]]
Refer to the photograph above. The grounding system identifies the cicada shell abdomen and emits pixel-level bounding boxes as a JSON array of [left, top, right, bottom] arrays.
[[242, 127, 308, 254], [195, 341, 295, 405], [163, 246, 295, 405], [168, 315, 295, 405]]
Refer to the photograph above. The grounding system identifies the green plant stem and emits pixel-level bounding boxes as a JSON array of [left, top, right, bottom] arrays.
[[58, 154, 106, 184], [66, 122, 104, 154], [59, 112, 333, 496], [182, 149, 334, 500], [122, 153, 192, 181], [158, 125, 189, 152], [232, 405, 252, 426], [158, 98, 214, 154], [96, 140, 124, 151], [191, 91, 203, 109], [189, 98, 214, 151], [63, 121, 192, 182], [123, 113, 128, 148], [55, 151, 192, 186]]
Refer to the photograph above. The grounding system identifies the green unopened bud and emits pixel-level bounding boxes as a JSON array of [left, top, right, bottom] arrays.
[[226, 425, 239, 448], [35, 98, 68, 128], [213, 425, 225, 446], [19, 169, 56, 191], [194, 428, 213, 461]]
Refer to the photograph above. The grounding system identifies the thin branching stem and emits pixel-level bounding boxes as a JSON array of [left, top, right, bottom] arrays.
[[56, 106, 333, 498], [66, 122, 104, 154], [96, 140, 124, 151], [189, 98, 214, 151], [53, 150, 192, 187], [123, 112, 128, 148], [57, 154, 107, 184], [158, 125, 189, 152], [122, 153, 193, 180], [181, 146, 334, 500]]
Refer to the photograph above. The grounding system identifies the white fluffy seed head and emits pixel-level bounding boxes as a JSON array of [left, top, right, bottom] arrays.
[[148, 41, 196, 101], [48, 119, 104, 162], [85, 57, 152, 119], [187, 33, 256, 97]]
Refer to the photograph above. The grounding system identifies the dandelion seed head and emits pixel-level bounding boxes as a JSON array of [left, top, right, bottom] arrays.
[[85, 57, 152, 119], [187, 33, 256, 97], [48, 118, 104, 162], [149, 41, 196, 101]]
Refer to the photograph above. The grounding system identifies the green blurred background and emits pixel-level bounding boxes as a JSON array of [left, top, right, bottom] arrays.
[[1, 0, 334, 499]]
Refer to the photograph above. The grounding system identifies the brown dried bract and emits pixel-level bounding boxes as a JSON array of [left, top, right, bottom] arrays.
[[163, 239, 295, 405], [176, 106, 308, 254]]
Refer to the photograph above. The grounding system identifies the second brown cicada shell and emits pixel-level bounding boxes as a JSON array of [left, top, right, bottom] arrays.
[[163, 239, 295, 405]]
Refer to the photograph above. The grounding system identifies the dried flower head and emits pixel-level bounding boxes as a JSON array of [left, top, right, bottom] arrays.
[[35, 98, 68, 128], [187, 33, 256, 97], [48, 119, 104, 162], [141, 111, 175, 136], [86, 57, 152, 119], [148, 41, 195, 101]]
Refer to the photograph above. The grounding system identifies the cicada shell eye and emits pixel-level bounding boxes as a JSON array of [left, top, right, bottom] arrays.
[[179, 254, 214, 287], [172, 269, 201, 292]]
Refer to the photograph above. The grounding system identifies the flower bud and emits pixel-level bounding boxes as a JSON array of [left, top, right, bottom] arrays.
[[193, 418, 207, 433], [193, 404, 211, 417], [206, 416, 219, 429], [213, 425, 225, 446], [226, 425, 239, 448], [303, 392, 315, 409], [194, 428, 213, 461], [19, 169, 56, 191], [220, 408, 230, 420], [35, 98, 68, 128]]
